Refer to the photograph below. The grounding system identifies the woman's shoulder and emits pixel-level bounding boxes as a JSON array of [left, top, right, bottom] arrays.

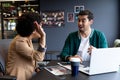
[[12, 35, 29, 43]]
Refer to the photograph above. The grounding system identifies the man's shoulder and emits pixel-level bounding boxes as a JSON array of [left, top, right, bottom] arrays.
[[91, 29, 105, 37], [67, 31, 78, 39], [93, 29, 104, 34], [69, 31, 78, 35]]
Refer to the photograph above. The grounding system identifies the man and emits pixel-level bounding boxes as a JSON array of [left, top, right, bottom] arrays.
[[60, 10, 108, 62]]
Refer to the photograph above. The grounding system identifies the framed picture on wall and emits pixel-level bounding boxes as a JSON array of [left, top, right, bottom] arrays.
[[67, 12, 74, 22], [74, 5, 84, 13], [41, 10, 65, 27]]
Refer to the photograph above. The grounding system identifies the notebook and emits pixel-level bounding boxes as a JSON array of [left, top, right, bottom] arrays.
[[79, 47, 120, 75]]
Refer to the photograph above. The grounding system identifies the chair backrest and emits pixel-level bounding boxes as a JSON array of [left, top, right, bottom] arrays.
[[0, 61, 4, 75], [114, 39, 120, 47], [0, 39, 12, 74]]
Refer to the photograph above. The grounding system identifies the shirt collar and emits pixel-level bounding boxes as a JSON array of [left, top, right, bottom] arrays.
[[78, 28, 94, 39]]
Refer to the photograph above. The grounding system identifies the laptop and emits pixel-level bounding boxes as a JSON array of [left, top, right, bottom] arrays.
[[79, 47, 120, 75]]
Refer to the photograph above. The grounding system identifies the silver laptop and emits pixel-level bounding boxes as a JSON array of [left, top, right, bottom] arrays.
[[79, 47, 120, 75]]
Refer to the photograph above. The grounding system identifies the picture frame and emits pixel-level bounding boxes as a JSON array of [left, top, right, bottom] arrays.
[[67, 12, 74, 22], [74, 5, 84, 13], [41, 10, 65, 27]]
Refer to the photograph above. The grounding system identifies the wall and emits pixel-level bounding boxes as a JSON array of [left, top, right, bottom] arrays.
[[40, 0, 119, 51]]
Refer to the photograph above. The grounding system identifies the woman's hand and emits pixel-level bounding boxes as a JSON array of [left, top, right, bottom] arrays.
[[34, 21, 46, 37], [35, 67, 41, 73], [34, 21, 46, 48]]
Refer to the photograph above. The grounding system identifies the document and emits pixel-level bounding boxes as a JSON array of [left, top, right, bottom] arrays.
[[57, 63, 90, 72], [44, 65, 71, 76]]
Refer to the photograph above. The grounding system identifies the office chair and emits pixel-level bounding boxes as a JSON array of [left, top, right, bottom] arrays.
[[0, 62, 16, 80], [114, 39, 120, 47], [0, 40, 16, 80]]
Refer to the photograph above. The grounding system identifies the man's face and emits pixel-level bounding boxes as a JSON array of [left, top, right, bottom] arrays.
[[78, 15, 93, 32]]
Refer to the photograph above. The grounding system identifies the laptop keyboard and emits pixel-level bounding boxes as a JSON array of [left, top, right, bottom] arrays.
[[83, 67, 90, 72], [79, 64, 90, 72]]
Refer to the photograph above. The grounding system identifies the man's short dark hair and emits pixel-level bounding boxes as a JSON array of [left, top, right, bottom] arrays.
[[78, 10, 94, 20], [16, 12, 42, 37]]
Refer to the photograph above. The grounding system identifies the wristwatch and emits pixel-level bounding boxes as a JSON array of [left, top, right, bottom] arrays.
[[37, 45, 47, 52]]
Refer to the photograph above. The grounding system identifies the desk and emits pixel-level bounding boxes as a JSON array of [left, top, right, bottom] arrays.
[[30, 61, 120, 80]]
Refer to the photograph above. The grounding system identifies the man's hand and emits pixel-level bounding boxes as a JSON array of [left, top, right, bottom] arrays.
[[69, 55, 83, 63], [88, 45, 96, 55]]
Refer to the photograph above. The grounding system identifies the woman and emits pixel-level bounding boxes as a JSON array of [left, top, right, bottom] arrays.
[[6, 12, 46, 80]]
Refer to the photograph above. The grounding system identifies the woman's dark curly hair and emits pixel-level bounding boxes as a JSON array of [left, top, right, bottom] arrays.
[[16, 12, 42, 37]]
